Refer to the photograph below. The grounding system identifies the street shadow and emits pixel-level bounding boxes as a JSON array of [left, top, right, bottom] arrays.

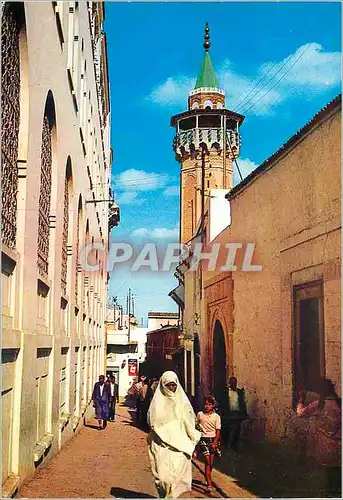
[[209, 439, 320, 498], [110, 487, 155, 498], [84, 423, 100, 430], [125, 409, 149, 433]]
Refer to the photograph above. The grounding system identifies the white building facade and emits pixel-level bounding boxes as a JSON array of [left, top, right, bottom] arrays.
[[106, 327, 149, 398], [1, 2, 118, 495]]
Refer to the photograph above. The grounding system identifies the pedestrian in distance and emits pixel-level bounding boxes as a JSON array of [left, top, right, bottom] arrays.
[[137, 376, 151, 427], [108, 375, 119, 421], [92, 375, 111, 430], [147, 371, 201, 498], [296, 377, 341, 497], [225, 376, 248, 451], [151, 377, 159, 395], [195, 395, 221, 493], [135, 375, 147, 422]]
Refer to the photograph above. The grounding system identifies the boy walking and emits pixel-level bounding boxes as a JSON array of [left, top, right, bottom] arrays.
[[196, 395, 221, 493]]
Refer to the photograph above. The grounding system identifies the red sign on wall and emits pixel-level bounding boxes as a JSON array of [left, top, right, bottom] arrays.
[[128, 359, 138, 377]]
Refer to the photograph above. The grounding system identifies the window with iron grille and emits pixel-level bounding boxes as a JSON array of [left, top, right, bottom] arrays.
[[61, 175, 69, 296], [37, 115, 52, 278], [1, 6, 20, 249], [75, 207, 81, 303]]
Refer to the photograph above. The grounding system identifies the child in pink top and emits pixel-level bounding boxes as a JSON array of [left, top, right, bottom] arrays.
[[196, 395, 221, 493]]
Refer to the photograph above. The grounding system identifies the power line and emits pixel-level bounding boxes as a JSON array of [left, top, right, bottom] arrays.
[[236, 45, 309, 114], [230, 58, 283, 110], [242, 44, 311, 115]]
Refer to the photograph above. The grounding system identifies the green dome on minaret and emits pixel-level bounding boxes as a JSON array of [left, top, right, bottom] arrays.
[[194, 23, 219, 89]]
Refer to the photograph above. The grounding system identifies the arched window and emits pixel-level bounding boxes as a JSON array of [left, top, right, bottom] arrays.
[[192, 101, 199, 110], [204, 99, 213, 109], [61, 159, 72, 296], [37, 94, 55, 279], [216, 102, 223, 109], [75, 196, 82, 304], [1, 4, 21, 249]]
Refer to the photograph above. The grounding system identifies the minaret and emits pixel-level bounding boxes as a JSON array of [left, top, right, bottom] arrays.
[[171, 23, 245, 244]]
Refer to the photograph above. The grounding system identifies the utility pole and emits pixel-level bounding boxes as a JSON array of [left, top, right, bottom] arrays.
[[223, 116, 227, 188], [128, 288, 131, 343], [201, 144, 206, 243]]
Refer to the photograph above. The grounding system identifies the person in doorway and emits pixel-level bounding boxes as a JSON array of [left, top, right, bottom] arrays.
[[92, 375, 111, 430], [109, 376, 119, 421], [196, 395, 221, 493], [147, 371, 201, 498], [226, 376, 248, 451], [296, 377, 341, 497], [151, 378, 159, 395]]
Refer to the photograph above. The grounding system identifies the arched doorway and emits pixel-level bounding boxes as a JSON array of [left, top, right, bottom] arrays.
[[213, 320, 227, 414], [194, 334, 201, 409]]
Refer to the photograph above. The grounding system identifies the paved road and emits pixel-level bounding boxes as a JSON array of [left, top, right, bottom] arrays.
[[18, 405, 223, 498]]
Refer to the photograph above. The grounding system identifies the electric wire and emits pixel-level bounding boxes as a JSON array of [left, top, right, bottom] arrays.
[[236, 45, 310, 114], [242, 44, 311, 115]]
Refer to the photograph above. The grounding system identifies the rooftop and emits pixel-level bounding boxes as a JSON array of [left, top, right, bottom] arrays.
[[148, 312, 179, 318]]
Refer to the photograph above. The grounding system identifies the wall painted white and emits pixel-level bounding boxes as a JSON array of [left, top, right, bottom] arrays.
[[209, 189, 231, 242]]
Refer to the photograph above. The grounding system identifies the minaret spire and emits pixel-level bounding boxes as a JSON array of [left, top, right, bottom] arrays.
[[204, 22, 210, 52]]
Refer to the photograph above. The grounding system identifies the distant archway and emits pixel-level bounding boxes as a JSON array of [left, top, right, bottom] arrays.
[[213, 320, 227, 413]]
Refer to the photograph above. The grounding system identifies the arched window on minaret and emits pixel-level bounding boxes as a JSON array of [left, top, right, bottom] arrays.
[[192, 101, 199, 110], [37, 92, 55, 279]]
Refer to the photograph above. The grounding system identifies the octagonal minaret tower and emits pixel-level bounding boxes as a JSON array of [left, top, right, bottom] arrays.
[[171, 23, 245, 244]]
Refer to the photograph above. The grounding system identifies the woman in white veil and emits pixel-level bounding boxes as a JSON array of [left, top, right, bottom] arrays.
[[147, 371, 201, 498]]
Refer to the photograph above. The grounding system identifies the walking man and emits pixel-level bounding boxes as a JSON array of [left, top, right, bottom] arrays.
[[109, 376, 119, 421], [226, 376, 248, 451], [92, 375, 111, 430]]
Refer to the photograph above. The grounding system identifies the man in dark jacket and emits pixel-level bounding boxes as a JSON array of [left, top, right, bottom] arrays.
[[109, 376, 119, 421], [92, 375, 111, 430], [226, 376, 248, 451]]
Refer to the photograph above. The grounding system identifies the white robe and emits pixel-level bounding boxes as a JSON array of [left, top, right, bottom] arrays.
[[147, 371, 201, 498]]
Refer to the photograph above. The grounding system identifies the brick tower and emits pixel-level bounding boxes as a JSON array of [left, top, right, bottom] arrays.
[[171, 23, 245, 244]]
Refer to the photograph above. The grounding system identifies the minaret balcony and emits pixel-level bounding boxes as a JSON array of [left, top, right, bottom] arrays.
[[173, 127, 241, 159], [189, 87, 225, 96]]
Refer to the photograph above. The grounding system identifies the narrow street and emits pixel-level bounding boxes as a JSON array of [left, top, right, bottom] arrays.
[[18, 405, 240, 499]]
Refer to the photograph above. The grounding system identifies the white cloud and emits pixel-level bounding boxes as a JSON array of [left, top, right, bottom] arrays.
[[148, 43, 340, 115], [233, 158, 258, 186], [163, 185, 179, 197], [131, 225, 179, 240], [113, 169, 169, 192], [264, 43, 341, 89], [115, 191, 144, 205], [148, 76, 195, 107]]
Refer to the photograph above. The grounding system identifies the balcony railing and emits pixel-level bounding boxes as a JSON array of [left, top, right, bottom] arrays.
[[173, 127, 241, 155], [108, 188, 120, 232], [189, 87, 225, 96]]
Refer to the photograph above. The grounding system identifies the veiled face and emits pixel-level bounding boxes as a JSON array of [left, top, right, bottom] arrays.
[[165, 382, 177, 393], [160, 371, 179, 397]]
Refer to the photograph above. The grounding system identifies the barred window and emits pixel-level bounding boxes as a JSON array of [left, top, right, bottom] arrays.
[[37, 115, 53, 278], [75, 201, 81, 303], [1, 6, 20, 249], [61, 174, 70, 296]]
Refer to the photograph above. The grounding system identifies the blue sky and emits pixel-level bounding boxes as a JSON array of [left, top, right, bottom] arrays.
[[104, 1, 341, 324]]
